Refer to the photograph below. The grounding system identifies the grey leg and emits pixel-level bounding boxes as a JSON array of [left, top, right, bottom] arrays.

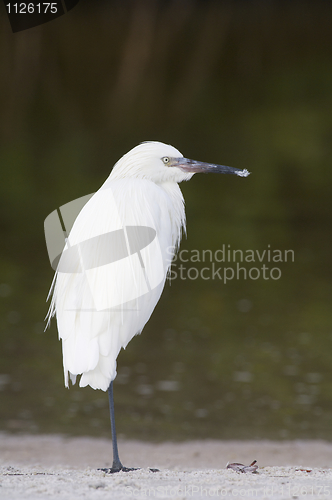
[[98, 381, 159, 473], [98, 381, 137, 473]]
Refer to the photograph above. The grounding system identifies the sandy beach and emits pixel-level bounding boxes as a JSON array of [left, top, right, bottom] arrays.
[[1, 434, 332, 499]]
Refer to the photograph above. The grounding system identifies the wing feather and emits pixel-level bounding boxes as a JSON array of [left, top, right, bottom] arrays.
[[48, 178, 184, 390]]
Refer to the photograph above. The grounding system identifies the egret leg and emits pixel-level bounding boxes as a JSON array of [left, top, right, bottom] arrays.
[[98, 381, 159, 473], [98, 381, 137, 473]]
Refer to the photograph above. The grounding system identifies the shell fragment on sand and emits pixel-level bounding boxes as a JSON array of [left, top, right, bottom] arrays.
[[226, 460, 258, 473]]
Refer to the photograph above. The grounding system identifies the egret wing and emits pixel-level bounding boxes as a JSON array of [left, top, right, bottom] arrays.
[[50, 178, 178, 390]]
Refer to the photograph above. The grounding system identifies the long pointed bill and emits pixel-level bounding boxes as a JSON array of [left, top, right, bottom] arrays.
[[172, 157, 250, 177]]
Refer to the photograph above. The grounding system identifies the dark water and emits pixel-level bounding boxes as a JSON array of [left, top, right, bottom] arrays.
[[0, 1, 332, 441]]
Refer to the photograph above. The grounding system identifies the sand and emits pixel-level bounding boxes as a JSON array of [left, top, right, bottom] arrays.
[[1, 434, 332, 499]]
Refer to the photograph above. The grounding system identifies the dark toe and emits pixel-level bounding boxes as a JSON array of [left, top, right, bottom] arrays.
[[98, 467, 139, 474]]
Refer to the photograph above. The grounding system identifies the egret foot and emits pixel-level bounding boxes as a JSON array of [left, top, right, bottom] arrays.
[[98, 467, 159, 473], [98, 466, 139, 473]]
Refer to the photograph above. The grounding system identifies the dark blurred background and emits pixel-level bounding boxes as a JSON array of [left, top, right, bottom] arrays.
[[0, 0, 332, 441]]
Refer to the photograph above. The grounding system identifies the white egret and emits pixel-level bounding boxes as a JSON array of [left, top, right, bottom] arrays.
[[47, 141, 250, 472]]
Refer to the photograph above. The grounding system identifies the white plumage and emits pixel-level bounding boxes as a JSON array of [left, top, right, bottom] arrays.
[[48, 142, 192, 390], [47, 141, 249, 393]]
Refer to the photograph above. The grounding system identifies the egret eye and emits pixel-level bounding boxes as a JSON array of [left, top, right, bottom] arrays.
[[162, 157, 170, 165]]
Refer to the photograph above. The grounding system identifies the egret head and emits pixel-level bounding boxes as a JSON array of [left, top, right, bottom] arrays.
[[110, 141, 250, 184]]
